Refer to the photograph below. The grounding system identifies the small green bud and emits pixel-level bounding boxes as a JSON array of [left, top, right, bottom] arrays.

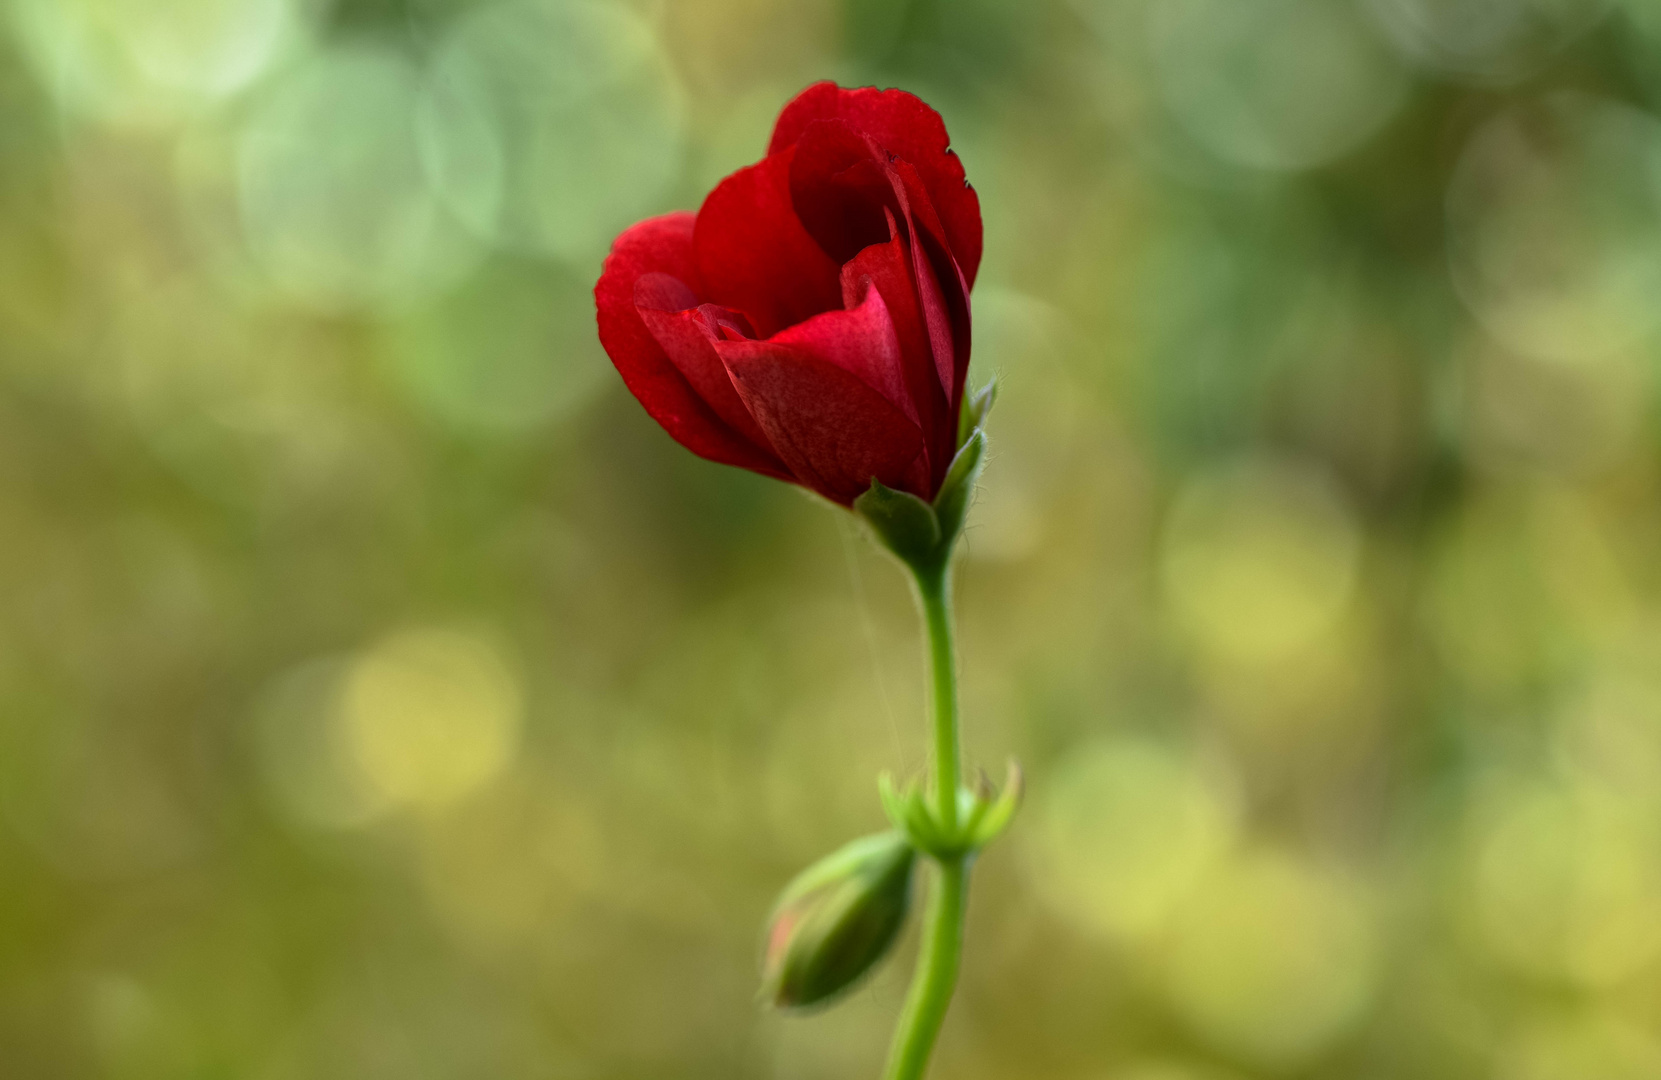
[[933, 429, 986, 545], [761, 831, 916, 1010], [958, 378, 998, 446]]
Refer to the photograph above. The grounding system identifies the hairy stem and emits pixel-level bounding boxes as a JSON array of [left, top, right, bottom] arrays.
[[917, 563, 960, 831], [882, 560, 968, 1080]]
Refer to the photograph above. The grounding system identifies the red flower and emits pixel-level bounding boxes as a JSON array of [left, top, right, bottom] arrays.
[[595, 82, 981, 506]]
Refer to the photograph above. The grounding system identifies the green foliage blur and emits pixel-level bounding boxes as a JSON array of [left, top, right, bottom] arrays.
[[3, 0, 1661, 1077]]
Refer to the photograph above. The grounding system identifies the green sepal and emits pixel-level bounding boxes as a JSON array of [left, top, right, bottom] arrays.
[[877, 772, 911, 834], [761, 831, 917, 1010], [878, 761, 1022, 862], [854, 481, 942, 568], [880, 773, 950, 855], [855, 379, 995, 571], [932, 430, 986, 546], [957, 379, 998, 446], [966, 761, 1023, 848]]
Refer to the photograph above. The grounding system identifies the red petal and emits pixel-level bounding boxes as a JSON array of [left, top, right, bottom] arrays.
[[595, 213, 788, 478], [769, 82, 983, 288], [787, 120, 971, 467], [787, 119, 896, 265], [714, 338, 926, 506], [790, 122, 970, 448], [693, 147, 842, 339], [889, 158, 973, 422], [635, 274, 777, 457], [840, 230, 951, 480], [770, 281, 912, 423]]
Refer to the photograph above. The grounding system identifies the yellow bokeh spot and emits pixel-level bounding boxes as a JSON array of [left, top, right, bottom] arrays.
[[1555, 667, 1661, 796], [1464, 771, 1661, 987], [1028, 738, 1237, 941], [1427, 487, 1635, 694], [1499, 1013, 1661, 1080], [1162, 849, 1379, 1066], [341, 627, 522, 812], [1162, 458, 1359, 665]]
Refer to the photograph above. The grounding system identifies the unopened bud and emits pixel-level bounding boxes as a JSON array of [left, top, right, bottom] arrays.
[[761, 831, 916, 1009]]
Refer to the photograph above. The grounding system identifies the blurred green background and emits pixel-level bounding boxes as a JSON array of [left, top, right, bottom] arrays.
[[4, 0, 1661, 1077]]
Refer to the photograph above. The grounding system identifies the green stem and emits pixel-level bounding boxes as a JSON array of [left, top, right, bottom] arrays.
[[883, 857, 965, 1080], [883, 559, 968, 1080], [916, 563, 960, 831]]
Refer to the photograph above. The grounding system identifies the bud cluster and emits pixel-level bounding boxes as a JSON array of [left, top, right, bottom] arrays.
[[760, 760, 1022, 1012]]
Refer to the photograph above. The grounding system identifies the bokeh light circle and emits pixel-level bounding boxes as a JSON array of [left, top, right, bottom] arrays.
[[1424, 487, 1634, 691], [1460, 338, 1650, 477], [237, 44, 483, 312], [1147, 0, 1410, 171], [1498, 1014, 1661, 1080], [1367, 0, 1613, 82], [1447, 93, 1661, 366], [1162, 850, 1380, 1066], [10, 0, 296, 126], [1161, 457, 1361, 664], [377, 256, 609, 435], [1027, 737, 1238, 941], [419, 0, 687, 264], [340, 627, 523, 813], [1555, 668, 1661, 797], [1462, 771, 1661, 987]]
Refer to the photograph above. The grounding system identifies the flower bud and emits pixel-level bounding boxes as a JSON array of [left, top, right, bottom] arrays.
[[761, 831, 916, 1010]]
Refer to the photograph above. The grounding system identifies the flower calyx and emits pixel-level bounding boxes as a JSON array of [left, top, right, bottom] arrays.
[[854, 381, 995, 574], [878, 759, 1023, 862], [761, 831, 917, 1010], [957, 379, 998, 448]]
